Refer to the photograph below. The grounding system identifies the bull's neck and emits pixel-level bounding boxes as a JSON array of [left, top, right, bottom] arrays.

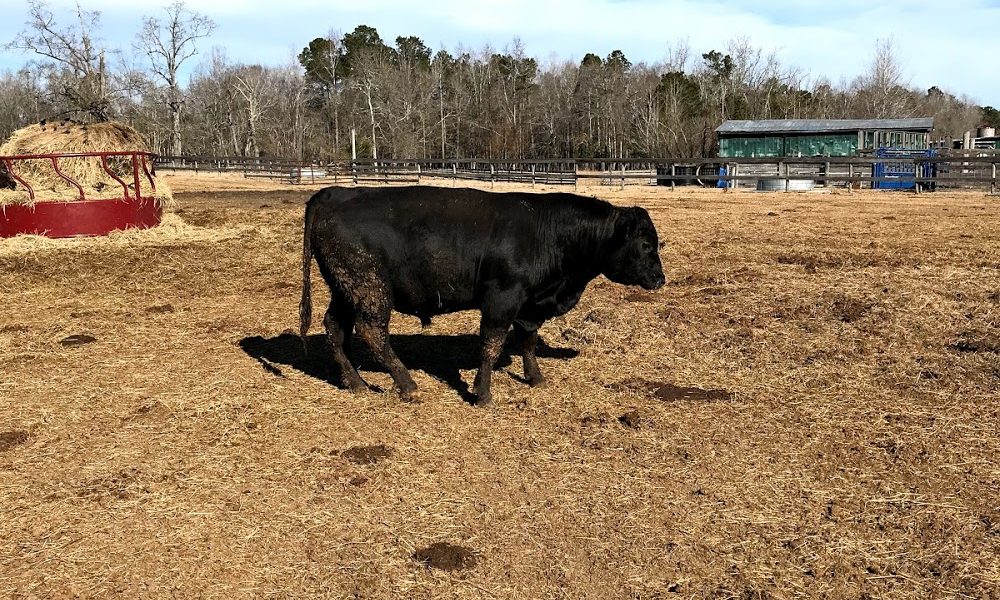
[[558, 206, 617, 278]]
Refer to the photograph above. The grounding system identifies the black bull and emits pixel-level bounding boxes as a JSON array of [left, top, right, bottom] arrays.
[[299, 185, 665, 406]]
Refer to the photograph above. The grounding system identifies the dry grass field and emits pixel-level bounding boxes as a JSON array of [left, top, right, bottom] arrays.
[[2, 173, 999, 598]]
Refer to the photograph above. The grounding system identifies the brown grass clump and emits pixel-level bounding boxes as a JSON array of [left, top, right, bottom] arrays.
[[1, 176, 999, 598], [0, 121, 172, 207]]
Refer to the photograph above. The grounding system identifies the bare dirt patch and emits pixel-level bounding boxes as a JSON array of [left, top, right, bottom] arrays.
[[129, 401, 172, 422], [413, 542, 479, 572], [618, 410, 643, 429], [78, 467, 142, 500], [950, 334, 1000, 354], [624, 291, 657, 302], [829, 294, 872, 323], [612, 379, 734, 402], [59, 334, 96, 347], [0, 430, 30, 452], [341, 445, 394, 465]]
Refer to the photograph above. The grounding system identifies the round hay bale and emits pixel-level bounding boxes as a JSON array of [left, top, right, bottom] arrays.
[[0, 120, 172, 208], [0, 120, 146, 155]]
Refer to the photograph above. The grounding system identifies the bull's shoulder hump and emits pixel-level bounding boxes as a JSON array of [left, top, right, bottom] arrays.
[[307, 186, 362, 207]]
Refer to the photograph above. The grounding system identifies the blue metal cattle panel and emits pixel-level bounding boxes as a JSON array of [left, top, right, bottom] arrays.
[[717, 165, 727, 188], [874, 148, 937, 190]]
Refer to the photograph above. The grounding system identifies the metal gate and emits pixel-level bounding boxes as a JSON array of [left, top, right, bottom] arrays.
[[873, 148, 937, 190]]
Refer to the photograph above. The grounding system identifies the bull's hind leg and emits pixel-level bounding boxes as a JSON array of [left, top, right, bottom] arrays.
[[324, 299, 366, 391], [355, 318, 418, 401], [320, 243, 417, 400], [348, 281, 415, 400]]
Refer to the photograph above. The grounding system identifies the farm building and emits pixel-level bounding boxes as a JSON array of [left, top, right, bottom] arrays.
[[716, 118, 934, 158]]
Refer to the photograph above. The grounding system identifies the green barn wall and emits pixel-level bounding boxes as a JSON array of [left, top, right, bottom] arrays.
[[719, 130, 929, 158]]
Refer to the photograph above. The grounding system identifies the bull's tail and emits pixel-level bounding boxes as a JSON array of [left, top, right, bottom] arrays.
[[299, 200, 316, 355]]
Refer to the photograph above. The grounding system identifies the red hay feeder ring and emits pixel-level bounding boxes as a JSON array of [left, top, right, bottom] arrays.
[[0, 151, 162, 239], [0, 197, 162, 238]]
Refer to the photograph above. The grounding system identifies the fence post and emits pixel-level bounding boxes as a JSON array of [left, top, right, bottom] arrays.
[[531, 163, 536, 188], [620, 163, 625, 190], [490, 164, 495, 188], [992, 162, 997, 195], [352, 161, 357, 185], [452, 162, 457, 186], [824, 161, 831, 188], [573, 161, 579, 191], [669, 163, 676, 192], [780, 161, 788, 192], [848, 164, 853, 194], [417, 163, 421, 183], [915, 161, 922, 195]]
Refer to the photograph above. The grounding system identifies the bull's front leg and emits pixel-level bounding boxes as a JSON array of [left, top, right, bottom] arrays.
[[514, 321, 545, 387], [473, 285, 525, 407], [472, 324, 508, 407]]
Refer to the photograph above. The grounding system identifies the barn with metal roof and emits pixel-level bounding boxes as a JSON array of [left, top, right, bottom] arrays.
[[716, 118, 934, 158]]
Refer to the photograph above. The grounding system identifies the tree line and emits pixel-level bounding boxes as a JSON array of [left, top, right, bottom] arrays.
[[2, 1, 997, 160]]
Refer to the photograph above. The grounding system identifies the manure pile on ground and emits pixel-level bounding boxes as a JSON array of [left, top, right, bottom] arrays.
[[0, 120, 171, 206]]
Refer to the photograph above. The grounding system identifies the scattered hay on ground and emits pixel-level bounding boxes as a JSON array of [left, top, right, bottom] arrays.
[[1, 180, 999, 598], [0, 212, 251, 257]]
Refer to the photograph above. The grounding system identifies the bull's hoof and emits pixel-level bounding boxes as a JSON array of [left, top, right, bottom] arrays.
[[343, 377, 368, 392], [526, 374, 547, 388], [472, 394, 494, 408]]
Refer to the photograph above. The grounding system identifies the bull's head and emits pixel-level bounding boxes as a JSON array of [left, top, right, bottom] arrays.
[[602, 206, 666, 290]]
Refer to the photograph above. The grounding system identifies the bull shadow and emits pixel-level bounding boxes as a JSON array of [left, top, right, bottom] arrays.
[[238, 331, 579, 403]]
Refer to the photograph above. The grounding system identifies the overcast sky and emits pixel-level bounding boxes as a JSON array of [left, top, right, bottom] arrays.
[[1, 0, 997, 105]]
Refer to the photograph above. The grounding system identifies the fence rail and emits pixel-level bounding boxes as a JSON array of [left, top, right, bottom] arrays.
[[153, 154, 1000, 193]]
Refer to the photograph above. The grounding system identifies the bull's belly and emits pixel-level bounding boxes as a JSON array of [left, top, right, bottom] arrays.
[[390, 283, 478, 318]]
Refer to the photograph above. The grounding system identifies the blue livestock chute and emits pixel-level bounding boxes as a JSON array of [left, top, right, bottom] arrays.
[[716, 165, 727, 188], [873, 148, 937, 190]]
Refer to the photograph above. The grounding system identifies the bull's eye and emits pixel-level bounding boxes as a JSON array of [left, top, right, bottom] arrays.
[[640, 240, 653, 253]]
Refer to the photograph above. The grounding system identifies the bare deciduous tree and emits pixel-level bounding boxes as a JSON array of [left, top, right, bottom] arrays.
[[6, 0, 117, 120], [232, 66, 277, 157], [138, 0, 215, 155], [857, 38, 913, 118], [2, 10, 991, 161]]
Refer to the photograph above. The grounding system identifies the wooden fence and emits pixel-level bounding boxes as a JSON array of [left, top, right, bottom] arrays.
[[154, 154, 1000, 193]]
